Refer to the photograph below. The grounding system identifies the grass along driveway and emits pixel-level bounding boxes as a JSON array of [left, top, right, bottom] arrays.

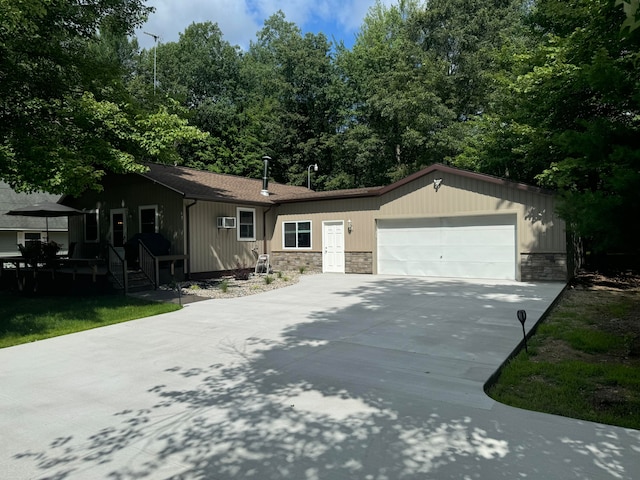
[[488, 272, 640, 430], [0, 293, 180, 349]]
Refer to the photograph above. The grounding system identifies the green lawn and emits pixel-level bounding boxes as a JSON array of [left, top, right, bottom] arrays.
[[0, 293, 180, 348], [488, 279, 640, 430]]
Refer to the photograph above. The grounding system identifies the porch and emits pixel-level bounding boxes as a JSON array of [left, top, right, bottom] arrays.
[[0, 242, 188, 295]]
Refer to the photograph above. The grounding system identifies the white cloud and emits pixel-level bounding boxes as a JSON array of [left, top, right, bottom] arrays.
[[136, 0, 400, 50], [137, 0, 260, 49]]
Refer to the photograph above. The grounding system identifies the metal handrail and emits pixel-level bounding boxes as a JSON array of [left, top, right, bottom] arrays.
[[107, 244, 128, 294], [138, 241, 158, 289]]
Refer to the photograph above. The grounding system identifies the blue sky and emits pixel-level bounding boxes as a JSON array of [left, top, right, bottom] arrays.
[[135, 0, 396, 51]]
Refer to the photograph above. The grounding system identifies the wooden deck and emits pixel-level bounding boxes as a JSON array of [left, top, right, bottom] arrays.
[[0, 256, 110, 294], [0, 253, 188, 295]]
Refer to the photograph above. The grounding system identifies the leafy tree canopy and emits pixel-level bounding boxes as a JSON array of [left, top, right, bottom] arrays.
[[0, 0, 207, 195], [455, 0, 640, 253]]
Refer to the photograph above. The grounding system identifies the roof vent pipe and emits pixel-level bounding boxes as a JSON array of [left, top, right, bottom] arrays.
[[261, 155, 271, 196]]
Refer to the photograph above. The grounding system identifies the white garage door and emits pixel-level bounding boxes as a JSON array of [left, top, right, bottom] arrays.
[[377, 215, 516, 280]]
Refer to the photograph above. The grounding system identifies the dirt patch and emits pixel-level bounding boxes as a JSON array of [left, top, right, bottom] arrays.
[[592, 386, 629, 408], [532, 338, 596, 363], [570, 271, 640, 291]]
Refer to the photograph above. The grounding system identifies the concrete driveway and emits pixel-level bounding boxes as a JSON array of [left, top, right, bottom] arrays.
[[1, 274, 639, 479]]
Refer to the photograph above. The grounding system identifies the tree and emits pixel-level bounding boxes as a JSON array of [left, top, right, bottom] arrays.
[[335, 0, 525, 187], [457, 0, 640, 253], [336, 0, 446, 186], [617, 0, 640, 32], [0, 0, 207, 195], [149, 22, 260, 176], [243, 12, 343, 186], [532, 0, 640, 253]]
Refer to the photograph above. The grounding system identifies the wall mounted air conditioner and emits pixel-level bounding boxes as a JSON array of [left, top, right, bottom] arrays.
[[217, 216, 236, 229]]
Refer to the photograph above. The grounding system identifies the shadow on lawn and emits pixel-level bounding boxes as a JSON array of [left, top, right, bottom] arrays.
[[12, 277, 640, 479]]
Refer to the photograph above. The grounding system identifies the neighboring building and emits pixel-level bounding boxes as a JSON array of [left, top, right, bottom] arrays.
[[0, 182, 68, 256], [62, 163, 568, 282]]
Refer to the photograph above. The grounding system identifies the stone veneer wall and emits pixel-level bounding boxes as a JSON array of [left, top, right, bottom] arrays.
[[345, 251, 373, 274], [270, 251, 373, 274], [520, 253, 567, 281], [270, 251, 323, 272]]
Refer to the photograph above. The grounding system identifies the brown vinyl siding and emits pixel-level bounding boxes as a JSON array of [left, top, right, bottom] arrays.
[[273, 197, 378, 254], [377, 171, 565, 255], [65, 173, 186, 256], [61, 163, 567, 281], [274, 175, 565, 258], [188, 200, 268, 273], [273, 169, 566, 280]]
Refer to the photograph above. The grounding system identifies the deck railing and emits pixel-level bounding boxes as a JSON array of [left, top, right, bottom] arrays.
[[138, 241, 158, 289], [107, 244, 128, 293]]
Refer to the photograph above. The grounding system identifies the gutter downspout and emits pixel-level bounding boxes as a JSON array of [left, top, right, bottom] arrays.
[[185, 199, 198, 279], [263, 206, 272, 256]]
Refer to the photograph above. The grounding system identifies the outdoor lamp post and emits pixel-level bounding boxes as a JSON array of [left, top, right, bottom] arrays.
[[307, 163, 318, 189]]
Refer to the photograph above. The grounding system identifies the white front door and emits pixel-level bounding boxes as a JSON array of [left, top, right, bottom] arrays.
[[110, 208, 127, 256], [322, 221, 345, 273]]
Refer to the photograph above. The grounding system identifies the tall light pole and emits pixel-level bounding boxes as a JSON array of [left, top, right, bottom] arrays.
[[143, 31, 160, 95], [307, 163, 318, 190]]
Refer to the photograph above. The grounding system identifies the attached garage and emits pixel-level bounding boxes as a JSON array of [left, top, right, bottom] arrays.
[[272, 163, 569, 282], [377, 215, 517, 280]]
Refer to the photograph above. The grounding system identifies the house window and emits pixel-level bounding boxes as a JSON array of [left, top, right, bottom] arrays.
[[139, 205, 158, 234], [18, 232, 44, 246], [85, 209, 99, 242], [237, 208, 256, 241], [283, 221, 312, 249]]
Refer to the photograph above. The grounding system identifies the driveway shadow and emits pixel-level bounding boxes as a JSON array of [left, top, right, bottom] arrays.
[[9, 276, 640, 479]]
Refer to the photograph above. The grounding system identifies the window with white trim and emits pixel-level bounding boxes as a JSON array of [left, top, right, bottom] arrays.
[[139, 205, 158, 234], [17, 232, 45, 245], [85, 209, 99, 242], [237, 207, 256, 241], [283, 221, 312, 249]]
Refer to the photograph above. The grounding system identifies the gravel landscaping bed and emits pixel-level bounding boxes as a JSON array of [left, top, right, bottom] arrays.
[[161, 271, 308, 299]]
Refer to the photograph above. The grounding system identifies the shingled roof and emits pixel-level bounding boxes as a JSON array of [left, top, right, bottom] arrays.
[[274, 163, 551, 203], [140, 163, 312, 205], [0, 182, 67, 231], [139, 162, 550, 206]]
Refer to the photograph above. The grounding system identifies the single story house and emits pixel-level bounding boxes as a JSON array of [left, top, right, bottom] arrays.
[[61, 162, 568, 282], [0, 182, 68, 256]]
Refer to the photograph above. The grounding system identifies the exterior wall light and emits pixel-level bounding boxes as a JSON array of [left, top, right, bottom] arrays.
[[347, 219, 353, 233], [307, 163, 318, 189], [433, 178, 443, 191]]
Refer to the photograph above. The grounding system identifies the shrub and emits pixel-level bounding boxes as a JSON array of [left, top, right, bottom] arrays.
[[220, 280, 229, 293], [233, 261, 250, 280], [264, 275, 274, 285]]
